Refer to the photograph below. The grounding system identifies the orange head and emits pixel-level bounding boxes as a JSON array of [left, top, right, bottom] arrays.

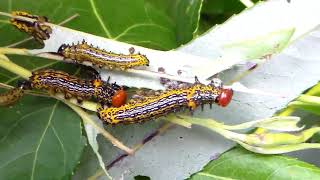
[[111, 89, 127, 107]]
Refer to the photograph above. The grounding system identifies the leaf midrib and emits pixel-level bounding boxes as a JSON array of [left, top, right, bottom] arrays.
[[30, 101, 59, 180]]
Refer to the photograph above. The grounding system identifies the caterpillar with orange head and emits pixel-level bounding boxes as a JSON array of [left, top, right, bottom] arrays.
[[10, 11, 52, 45], [97, 77, 233, 125], [0, 69, 127, 107], [58, 40, 149, 70]]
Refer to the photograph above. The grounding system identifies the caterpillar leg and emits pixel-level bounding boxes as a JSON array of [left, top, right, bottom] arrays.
[[76, 97, 84, 104], [187, 100, 197, 115], [64, 92, 73, 99]]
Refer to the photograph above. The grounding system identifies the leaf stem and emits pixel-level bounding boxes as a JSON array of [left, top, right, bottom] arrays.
[[0, 48, 31, 55], [64, 101, 134, 154], [0, 57, 31, 79]]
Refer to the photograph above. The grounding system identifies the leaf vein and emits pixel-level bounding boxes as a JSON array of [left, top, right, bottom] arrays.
[[114, 23, 172, 40], [0, 107, 52, 143], [30, 101, 59, 180], [88, 0, 112, 38], [51, 125, 67, 173], [0, 151, 34, 170], [197, 172, 238, 180]]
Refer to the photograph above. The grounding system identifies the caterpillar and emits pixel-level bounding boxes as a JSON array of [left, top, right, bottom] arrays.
[[0, 86, 25, 106], [97, 77, 233, 125], [10, 11, 52, 44], [0, 69, 127, 107], [58, 40, 150, 70], [28, 69, 127, 106]]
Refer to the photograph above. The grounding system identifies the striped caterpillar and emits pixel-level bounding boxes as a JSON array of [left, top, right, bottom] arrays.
[[0, 86, 24, 106], [10, 11, 52, 45], [0, 69, 127, 107], [97, 77, 233, 125], [58, 40, 150, 70]]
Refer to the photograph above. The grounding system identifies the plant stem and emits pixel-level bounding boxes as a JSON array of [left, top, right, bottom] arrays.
[[0, 48, 30, 55], [0, 57, 31, 78], [65, 101, 133, 154]]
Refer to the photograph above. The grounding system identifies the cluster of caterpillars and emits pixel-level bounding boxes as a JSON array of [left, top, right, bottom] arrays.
[[4, 11, 233, 125]]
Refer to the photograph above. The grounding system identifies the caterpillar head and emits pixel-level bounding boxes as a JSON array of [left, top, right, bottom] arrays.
[[137, 54, 150, 67], [112, 88, 127, 107], [110, 83, 127, 107], [209, 78, 233, 107], [217, 88, 233, 107], [58, 44, 68, 54]]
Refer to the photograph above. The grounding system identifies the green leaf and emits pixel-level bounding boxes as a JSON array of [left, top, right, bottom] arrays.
[[0, 95, 86, 180], [289, 95, 320, 115], [201, 0, 245, 15], [0, 0, 201, 50], [290, 102, 320, 116], [189, 147, 320, 180]]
